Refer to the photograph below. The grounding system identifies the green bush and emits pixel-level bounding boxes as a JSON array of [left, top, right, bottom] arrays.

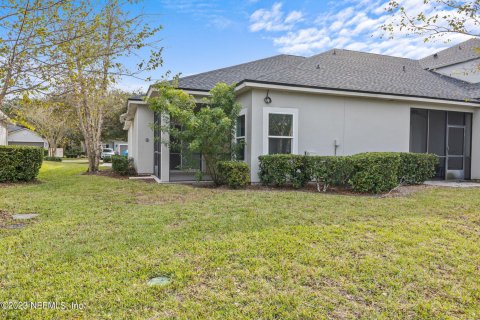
[[112, 155, 135, 176], [398, 153, 438, 184], [65, 148, 80, 158], [103, 156, 112, 163], [217, 161, 250, 188], [349, 152, 401, 193], [259, 154, 310, 188], [310, 156, 354, 192], [258, 152, 437, 194], [44, 156, 62, 162], [0, 146, 44, 182]]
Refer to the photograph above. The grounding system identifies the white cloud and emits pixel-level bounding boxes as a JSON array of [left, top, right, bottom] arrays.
[[250, 2, 304, 32], [249, 0, 477, 58]]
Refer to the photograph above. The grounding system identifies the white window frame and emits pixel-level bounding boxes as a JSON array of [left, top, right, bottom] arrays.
[[235, 108, 247, 161], [263, 107, 298, 155]]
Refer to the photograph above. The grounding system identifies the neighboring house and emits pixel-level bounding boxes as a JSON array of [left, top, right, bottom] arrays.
[[123, 38, 480, 182], [0, 110, 9, 146], [7, 125, 48, 149], [101, 140, 128, 155]]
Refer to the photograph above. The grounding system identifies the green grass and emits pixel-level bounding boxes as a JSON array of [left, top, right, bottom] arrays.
[[0, 162, 479, 319]]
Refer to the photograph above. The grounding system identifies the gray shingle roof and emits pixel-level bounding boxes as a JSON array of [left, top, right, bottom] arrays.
[[178, 55, 305, 91], [177, 39, 480, 103], [420, 38, 480, 69]]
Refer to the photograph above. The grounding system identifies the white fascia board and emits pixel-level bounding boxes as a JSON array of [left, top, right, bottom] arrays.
[[236, 81, 480, 108]]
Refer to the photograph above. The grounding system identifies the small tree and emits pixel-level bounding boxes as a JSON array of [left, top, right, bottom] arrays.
[[148, 82, 241, 184]]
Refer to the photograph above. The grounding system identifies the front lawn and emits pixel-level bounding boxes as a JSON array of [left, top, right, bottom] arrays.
[[0, 162, 479, 319]]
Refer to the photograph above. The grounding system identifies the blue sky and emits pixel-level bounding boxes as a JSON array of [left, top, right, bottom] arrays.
[[119, 0, 472, 92]]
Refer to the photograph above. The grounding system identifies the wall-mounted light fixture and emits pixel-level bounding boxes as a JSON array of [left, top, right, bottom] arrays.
[[264, 90, 272, 104]]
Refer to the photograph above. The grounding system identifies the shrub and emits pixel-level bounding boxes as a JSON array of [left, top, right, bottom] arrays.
[[259, 154, 311, 188], [349, 152, 401, 193], [310, 156, 354, 192], [44, 156, 62, 162], [65, 148, 80, 158], [0, 146, 44, 182], [112, 155, 135, 176], [398, 153, 438, 185], [103, 156, 112, 163], [217, 161, 250, 188]]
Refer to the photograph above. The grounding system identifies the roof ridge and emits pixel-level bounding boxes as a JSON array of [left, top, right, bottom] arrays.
[[179, 54, 306, 81], [312, 48, 416, 61]]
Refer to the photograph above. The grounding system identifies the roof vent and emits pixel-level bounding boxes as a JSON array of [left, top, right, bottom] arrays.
[[433, 53, 438, 59], [402, 66, 406, 72]]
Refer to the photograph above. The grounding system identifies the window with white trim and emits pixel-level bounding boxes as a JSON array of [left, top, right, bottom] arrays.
[[236, 114, 246, 160], [268, 113, 293, 154], [263, 107, 298, 155]]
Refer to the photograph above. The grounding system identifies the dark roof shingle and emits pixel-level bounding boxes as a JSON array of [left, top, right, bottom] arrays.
[[420, 38, 480, 69], [177, 38, 480, 103]]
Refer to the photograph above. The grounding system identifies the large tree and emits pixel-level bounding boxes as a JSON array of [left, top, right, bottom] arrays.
[[383, 0, 480, 41], [54, 0, 161, 172], [0, 0, 83, 109]]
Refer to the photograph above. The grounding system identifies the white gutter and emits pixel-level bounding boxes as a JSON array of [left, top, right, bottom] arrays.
[[236, 81, 480, 108]]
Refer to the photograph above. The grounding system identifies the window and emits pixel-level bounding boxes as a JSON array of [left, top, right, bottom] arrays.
[[236, 114, 246, 161], [263, 108, 298, 155]]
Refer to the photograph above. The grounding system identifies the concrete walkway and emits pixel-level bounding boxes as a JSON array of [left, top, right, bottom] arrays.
[[424, 181, 480, 188]]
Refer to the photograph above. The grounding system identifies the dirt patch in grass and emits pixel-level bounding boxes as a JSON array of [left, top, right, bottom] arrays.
[[381, 184, 434, 198], [83, 169, 129, 180], [135, 188, 219, 205], [0, 211, 25, 229]]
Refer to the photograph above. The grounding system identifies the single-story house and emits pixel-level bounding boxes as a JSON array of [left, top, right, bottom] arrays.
[[0, 110, 9, 146], [7, 125, 48, 149], [123, 38, 480, 182]]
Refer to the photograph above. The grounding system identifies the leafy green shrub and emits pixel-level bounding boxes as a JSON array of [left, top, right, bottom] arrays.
[[65, 148, 80, 158], [44, 156, 62, 162], [310, 156, 354, 192], [217, 161, 250, 188], [258, 154, 310, 188], [112, 155, 135, 176], [349, 152, 401, 193], [0, 146, 44, 182], [398, 153, 438, 184], [103, 156, 112, 163]]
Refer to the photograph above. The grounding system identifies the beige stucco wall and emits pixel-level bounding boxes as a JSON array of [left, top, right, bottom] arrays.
[[130, 103, 154, 175], [435, 58, 480, 83], [0, 121, 7, 146], [243, 88, 479, 182]]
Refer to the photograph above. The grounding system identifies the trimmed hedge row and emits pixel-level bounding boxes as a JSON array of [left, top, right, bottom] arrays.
[[217, 161, 250, 188], [0, 146, 44, 182], [259, 152, 438, 193]]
